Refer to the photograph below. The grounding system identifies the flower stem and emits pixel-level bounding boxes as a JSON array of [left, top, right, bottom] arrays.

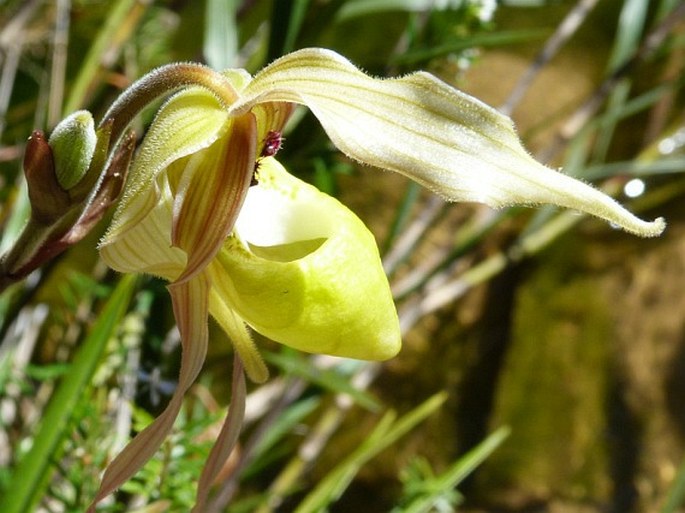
[[100, 63, 239, 150]]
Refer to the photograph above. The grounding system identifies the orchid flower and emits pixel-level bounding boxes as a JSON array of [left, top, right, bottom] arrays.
[[85, 48, 664, 510]]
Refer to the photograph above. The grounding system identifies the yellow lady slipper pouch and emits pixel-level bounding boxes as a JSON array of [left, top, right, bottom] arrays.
[[209, 158, 400, 361]]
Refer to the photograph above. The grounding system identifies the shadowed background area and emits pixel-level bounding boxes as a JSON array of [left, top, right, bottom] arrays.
[[1, 1, 684, 512]]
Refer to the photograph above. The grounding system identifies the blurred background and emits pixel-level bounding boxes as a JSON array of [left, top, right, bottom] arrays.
[[1, 1, 684, 512]]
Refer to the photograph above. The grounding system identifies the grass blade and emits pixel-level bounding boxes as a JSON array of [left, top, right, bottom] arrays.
[[294, 392, 447, 513], [63, 0, 148, 113], [0, 274, 138, 513], [399, 426, 510, 513], [591, 0, 648, 163], [267, 0, 311, 60], [204, 0, 239, 70], [264, 351, 381, 412]]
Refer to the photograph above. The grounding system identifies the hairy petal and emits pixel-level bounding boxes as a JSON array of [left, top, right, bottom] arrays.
[[87, 276, 209, 512], [99, 173, 186, 280], [252, 101, 296, 152], [104, 88, 229, 243], [232, 48, 664, 237], [172, 114, 257, 282]]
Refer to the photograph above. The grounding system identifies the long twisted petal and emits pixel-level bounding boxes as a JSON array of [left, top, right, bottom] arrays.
[[231, 48, 664, 237], [87, 276, 209, 512], [172, 114, 257, 282]]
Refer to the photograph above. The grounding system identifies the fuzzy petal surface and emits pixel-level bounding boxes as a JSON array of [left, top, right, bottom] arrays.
[[104, 88, 229, 243], [230, 48, 664, 237], [172, 114, 257, 282]]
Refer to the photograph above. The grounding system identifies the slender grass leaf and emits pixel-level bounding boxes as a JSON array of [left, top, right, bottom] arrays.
[[592, 0, 648, 162], [584, 157, 685, 180], [242, 396, 321, 478], [267, 0, 311, 60], [64, 0, 148, 113], [337, 0, 463, 19], [0, 274, 138, 513], [398, 426, 510, 513], [294, 392, 447, 513], [657, 0, 682, 21], [264, 351, 381, 412], [382, 181, 422, 255], [204, 0, 240, 70], [392, 30, 547, 65]]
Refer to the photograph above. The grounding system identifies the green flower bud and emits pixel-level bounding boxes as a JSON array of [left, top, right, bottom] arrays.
[[48, 110, 97, 190]]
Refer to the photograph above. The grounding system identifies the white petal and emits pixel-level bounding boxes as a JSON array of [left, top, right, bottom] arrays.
[[231, 48, 664, 237]]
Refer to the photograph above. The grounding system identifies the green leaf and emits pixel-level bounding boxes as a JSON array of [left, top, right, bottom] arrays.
[[267, 0, 311, 60], [0, 274, 138, 513], [398, 426, 510, 513], [204, 0, 240, 70], [63, 0, 147, 114], [264, 351, 380, 412], [391, 30, 547, 65], [24, 363, 71, 381], [243, 396, 321, 478], [337, 0, 463, 20], [294, 392, 448, 513], [592, 0, 648, 163]]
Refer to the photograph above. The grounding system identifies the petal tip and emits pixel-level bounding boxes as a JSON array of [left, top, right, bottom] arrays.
[[613, 214, 666, 238], [640, 216, 666, 238]]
